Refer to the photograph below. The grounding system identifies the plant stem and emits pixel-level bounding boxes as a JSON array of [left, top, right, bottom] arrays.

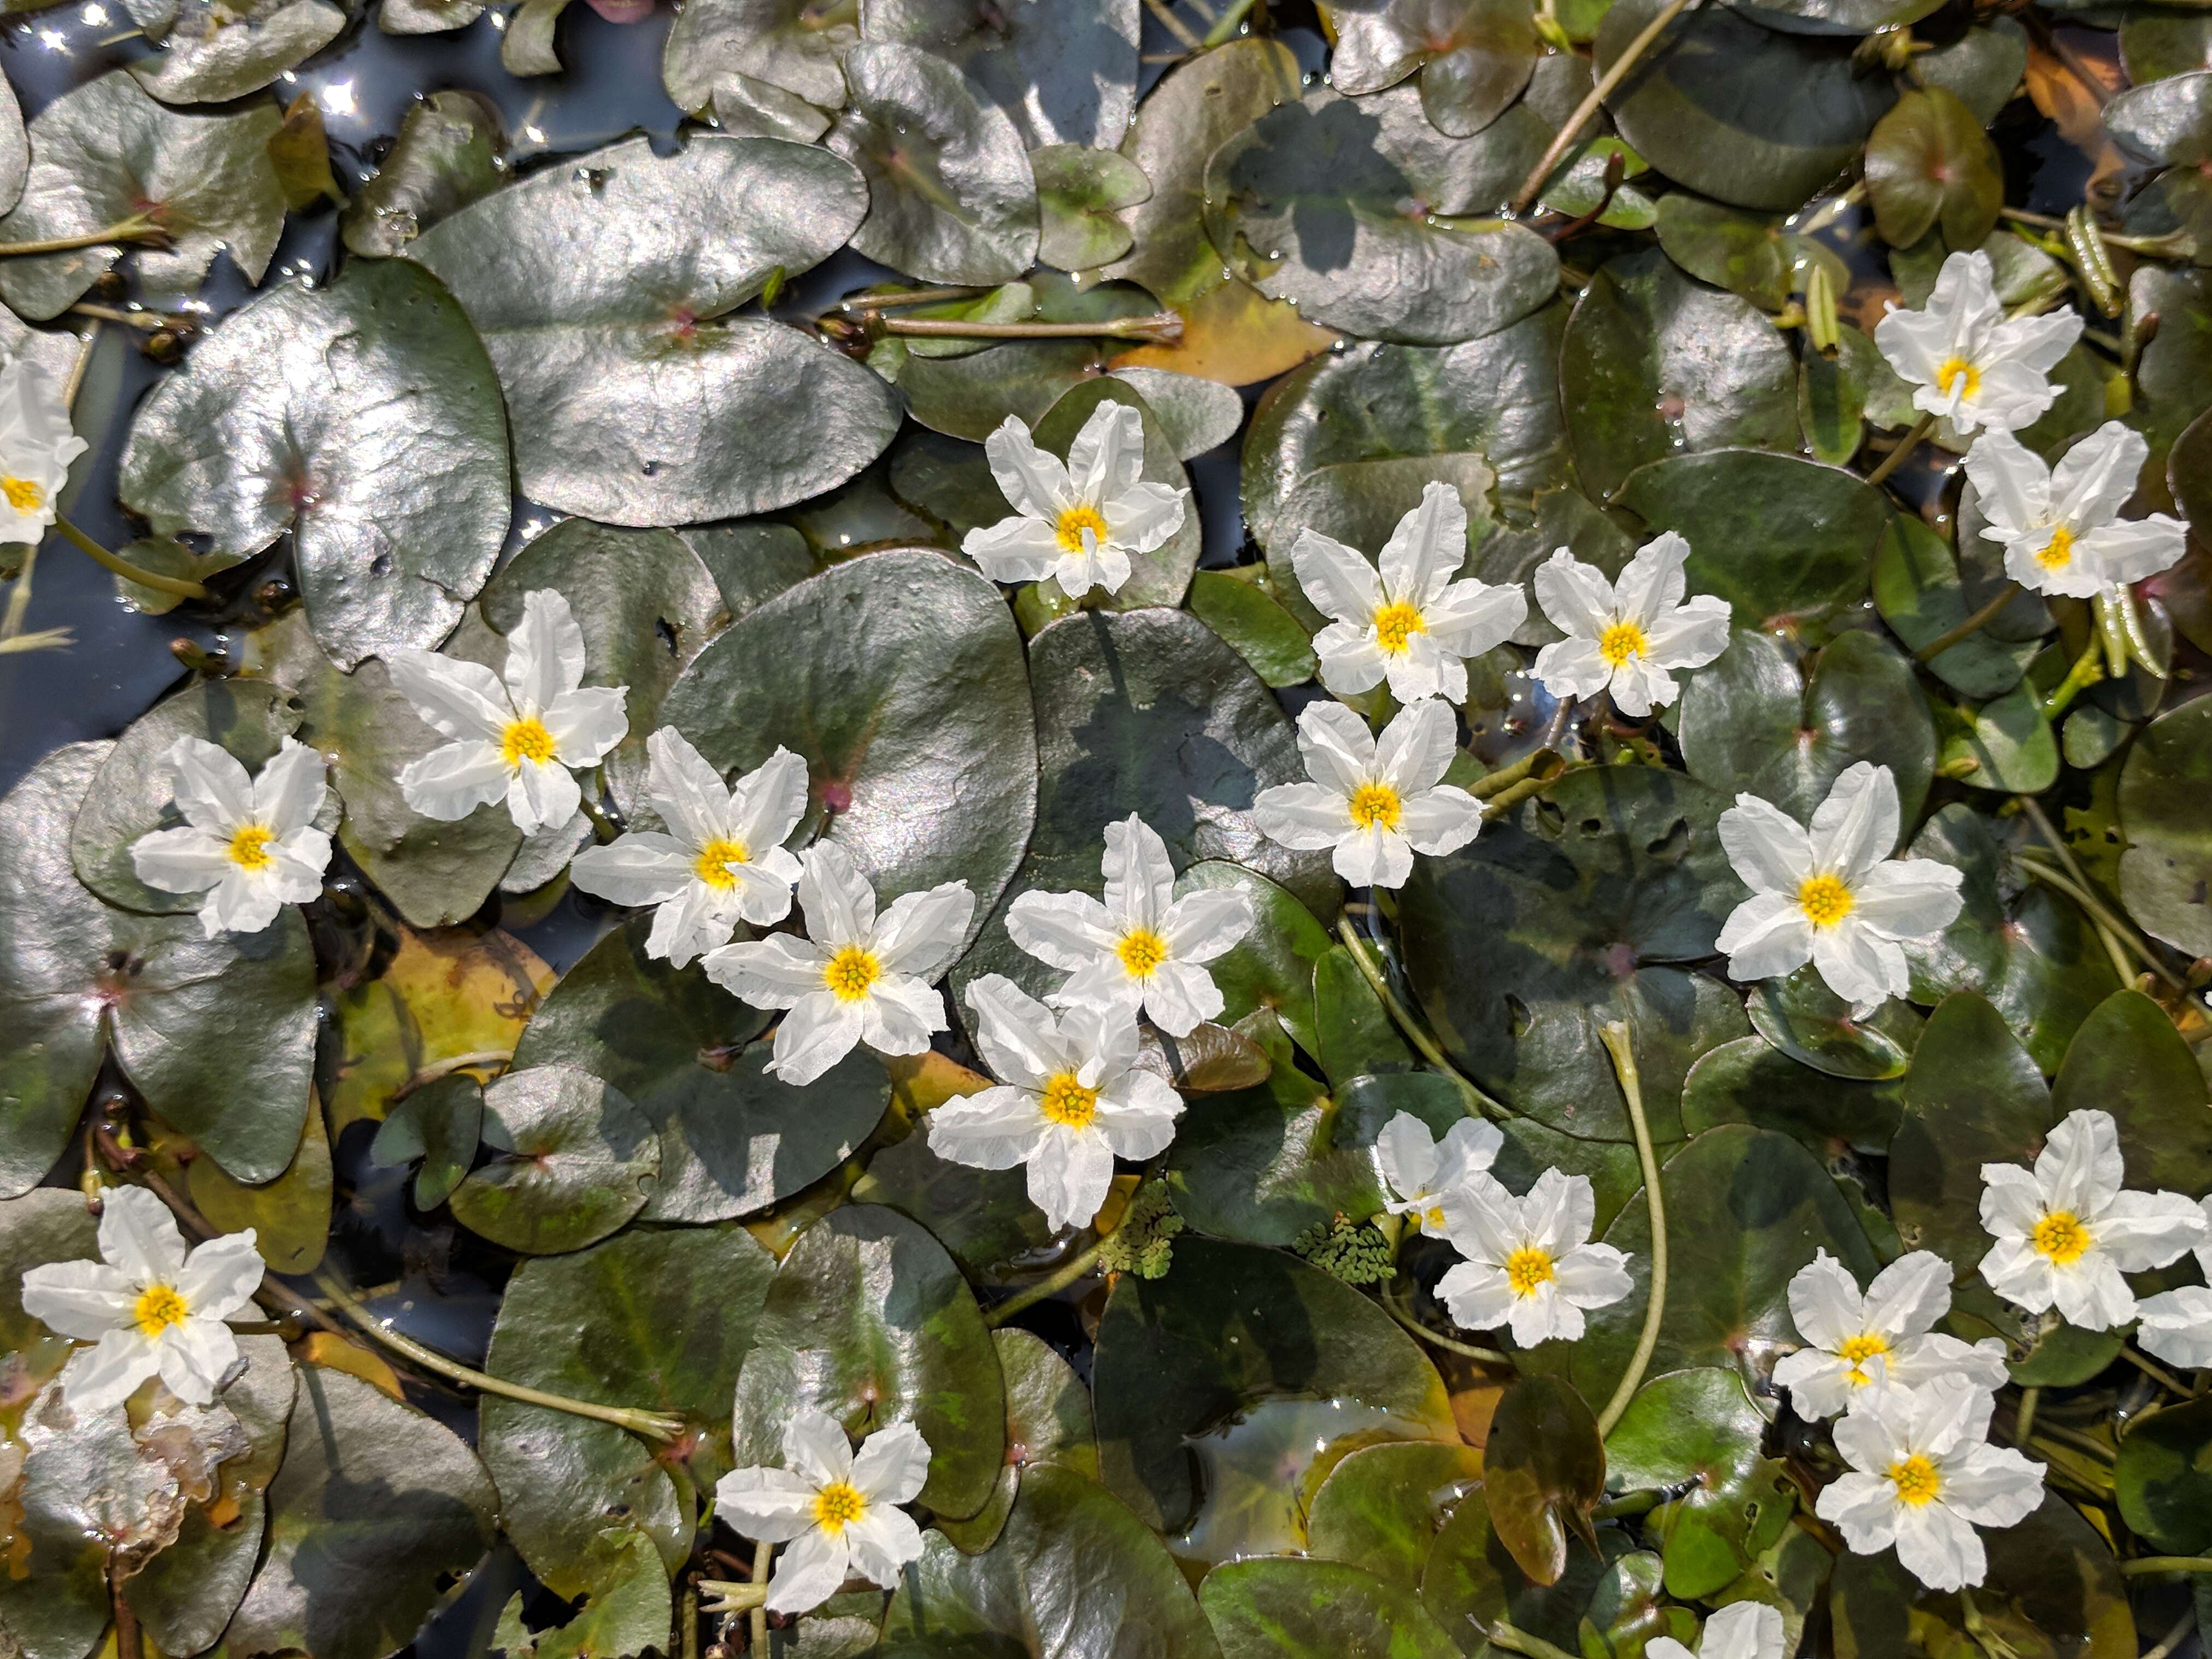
[[750, 1540, 771, 1651], [55, 517, 208, 599], [1487, 1622, 1582, 1659], [2143, 1603, 2199, 1659], [838, 286, 985, 312], [986, 1236, 1110, 1327], [697, 1579, 768, 1614], [1201, 0, 1257, 45], [1595, 1021, 1666, 1438], [1142, 0, 1203, 49], [2123, 1556, 2212, 1577], [2011, 1386, 2038, 1446], [578, 790, 620, 844], [2120, 1344, 2191, 1396], [1380, 1289, 1512, 1365], [1510, 0, 1700, 214], [2039, 636, 2105, 720], [1998, 207, 2178, 255], [313, 1270, 685, 1442], [2032, 1418, 2116, 1463], [1467, 748, 1553, 801], [1866, 411, 1937, 489], [1334, 915, 1503, 1119], [878, 313, 1181, 342], [0, 213, 166, 257], [2015, 796, 2184, 989], [392, 1049, 514, 1101]]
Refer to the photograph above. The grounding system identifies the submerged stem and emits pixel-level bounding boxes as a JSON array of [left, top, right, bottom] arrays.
[[1334, 915, 1502, 1119], [1913, 578, 2019, 663], [2015, 796, 2184, 988], [1381, 1288, 1512, 1366], [55, 517, 208, 600], [984, 1236, 1110, 1327], [1510, 0, 1701, 214], [1866, 411, 1937, 489], [2123, 1556, 2212, 1577], [1595, 1021, 1666, 1438]]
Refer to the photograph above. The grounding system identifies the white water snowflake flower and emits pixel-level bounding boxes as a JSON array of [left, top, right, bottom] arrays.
[[387, 589, 630, 835], [569, 729, 807, 968], [929, 975, 1185, 1231], [20, 1186, 264, 1411], [129, 736, 332, 939], [1529, 534, 1730, 717], [1715, 762, 1964, 1019], [1961, 421, 2184, 600], [0, 355, 87, 545], [1252, 698, 1482, 890], [1874, 249, 2082, 437], [1435, 1169, 1633, 1348], [714, 1409, 929, 1616], [1815, 1374, 2046, 1592], [1773, 1249, 2008, 1421], [1289, 481, 1526, 705], [1648, 1602, 1785, 1659], [1375, 1110, 1504, 1238], [702, 842, 973, 1085], [2134, 1197, 2212, 1369], [1005, 814, 1252, 1039], [961, 403, 1186, 599], [1978, 1107, 2208, 1331]]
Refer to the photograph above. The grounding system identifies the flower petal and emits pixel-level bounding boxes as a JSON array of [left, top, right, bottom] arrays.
[[1376, 481, 1466, 607], [100, 1185, 188, 1283], [20, 1258, 138, 1340], [1007, 888, 1119, 970], [983, 415, 1071, 520], [130, 826, 236, 898], [1531, 548, 1613, 638], [398, 740, 510, 822], [765, 1525, 850, 1615], [714, 1465, 821, 1543], [1068, 399, 1144, 504], [385, 646, 511, 742], [175, 1230, 264, 1320], [872, 882, 975, 979], [768, 992, 865, 1083], [1291, 530, 1385, 626], [1103, 814, 1174, 935]]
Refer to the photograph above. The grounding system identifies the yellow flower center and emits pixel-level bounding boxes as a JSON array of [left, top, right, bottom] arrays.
[[1348, 782, 1402, 831], [823, 946, 881, 1002], [1372, 600, 1426, 655], [692, 837, 750, 890], [2035, 526, 2075, 570], [1837, 1332, 1890, 1385], [1797, 873, 1855, 929], [1422, 1203, 1446, 1232], [1, 475, 44, 514], [1598, 620, 1648, 668], [1055, 503, 1108, 554], [227, 823, 275, 869], [2033, 1210, 2091, 1264], [810, 1481, 866, 1534], [1039, 1071, 1099, 1129], [1935, 356, 1980, 402], [501, 716, 557, 767], [1116, 927, 1167, 978], [1889, 1454, 1942, 1508], [134, 1283, 190, 1337], [1505, 1245, 1556, 1297]]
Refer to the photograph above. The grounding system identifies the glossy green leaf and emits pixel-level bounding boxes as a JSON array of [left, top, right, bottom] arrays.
[[369, 1073, 482, 1211], [448, 1064, 658, 1254], [936, 1327, 1100, 1555], [1872, 513, 2040, 700], [2120, 694, 2212, 955], [1327, 0, 1539, 136], [2051, 989, 2212, 1197], [1174, 860, 1333, 1057], [1188, 570, 1317, 689], [1603, 1368, 1793, 1600], [1420, 1485, 1634, 1657], [2115, 1395, 2212, 1556], [1314, 944, 1416, 1086], [1032, 144, 1148, 270], [128, 0, 345, 105], [850, 1129, 1061, 1285], [1306, 1439, 1486, 1591], [1744, 965, 1922, 1082], [661, 0, 856, 110], [1652, 193, 1840, 312], [1482, 1375, 1605, 1587], [1865, 87, 2003, 250], [858, 0, 1140, 149], [1202, 1556, 1462, 1658], [898, 274, 1167, 440], [1681, 1035, 1902, 1157]]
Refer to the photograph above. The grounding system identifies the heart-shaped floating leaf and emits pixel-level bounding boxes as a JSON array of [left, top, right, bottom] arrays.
[[830, 41, 1040, 284], [662, 548, 1036, 955], [1865, 86, 2004, 250], [481, 1225, 777, 1595], [1873, 513, 2043, 700], [0, 70, 285, 320], [1203, 86, 1559, 346], [448, 1064, 658, 1254], [1482, 1375, 1605, 1587], [1935, 683, 2060, 795], [1314, 945, 1416, 1086], [1175, 861, 1333, 1055], [1603, 1368, 1795, 1599], [370, 1073, 483, 1210], [850, 1129, 1062, 1285], [661, 0, 858, 111], [1203, 1557, 1463, 1658], [860, 0, 1141, 149], [2051, 989, 2212, 1197], [1420, 1486, 1637, 1654], [410, 134, 895, 526], [2120, 695, 2212, 955], [1652, 192, 1845, 313], [1110, 366, 1244, 460], [2115, 1395, 2212, 1557], [1305, 1439, 1486, 1590], [186, 1097, 332, 1275], [1682, 1034, 1903, 1156], [340, 91, 504, 258], [1562, 249, 1799, 503], [492, 1530, 669, 1659], [1189, 568, 1317, 689], [1034, 143, 1149, 268], [380, 0, 485, 32], [1744, 965, 1923, 1082], [0, 744, 316, 1191], [729, 1204, 1005, 1519], [514, 920, 891, 1223], [1327, 0, 1539, 137], [120, 259, 511, 669], [935, 1328, 1101, 1554], [224, 1364, 498, 1659], [128, 0, 346, 106]]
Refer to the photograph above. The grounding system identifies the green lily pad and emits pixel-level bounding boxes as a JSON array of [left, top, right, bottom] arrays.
[[186, 1097, 332, 1275], [2051, 989, 2212, 1197], [1189, 569, 1318, 689], [1597, 0, 1895, 213], [410, 134, 895, 526], [1889, 990, 2052, 1271], [341, 91, 504, 258], [662, 0, 856, 110], [936, 1328, 1100, 1555], [1935, 683, 2060, 795], [1326, 0, 1539, 136], [729, 1204, 1005, 1520], [897, 274, 1167, 440], [1800, 326, 1912, 467], [1420, 1485, 1634, 1656], [120, 259, 511, 668], [1864, 86, 2004, 250], [1652, 192, 1845, 312], [2125, 9, 2212, 84], [1872, 513, 2041, 700], [1946, 1277, 2123, 1388], [1745, 966, 1922, 1081], [481, 1225, 776, 1595], [1029, 376, 1199, 609], [0, 744, 317, 1192], [1174, 860, 1333, 1056], [851, 1129, 1062, 1285], [1615, 450, 1890, 638], [1034, 143, 1148, 269], [0, 71, 284, 320], [224, 1364, 499, 1659], [683, 521, 818, 620], [1314, 944, 1416, 1086], [448, 1064, 658, 1254], [1561, 249, 1800, 502], [1916, 17, 2031, 126], [2108, 69, 2212, 168], [1202, 1556, 1462, 1658], [860, 0, 1140, 148], [1306, 1440, 1486, 1590], [128, 0, 345, 105], [879, 1466, 1221, 1659], [369, 1073, 482, 1210], [492, 1529, 669, 1659], [1483, 1375, 1605, 1587], [830, 42, 1040, 284], [2120, 694, 2212, 955], [2115, 1395, 2212, 1556], [1109, 366, 1245, 460], [1682, 1036, 1902, 1159], [662, 548, 1034, 956], [1604, 1368, 1794, 1601]]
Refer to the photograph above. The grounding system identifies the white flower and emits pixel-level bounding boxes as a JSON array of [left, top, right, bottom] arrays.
[[1375, 1109, 1503, 1238], [2137, 1284, 2212, 1370], [0, 355, 87, 545], [1815, 1375, 2045, 1592], [387, 589, 630, 834], [1529, 534, 1730, 717], [19, 1186, 264, 1411], [702, 842, 973, 1085], [1962, 421, 2185, 600], [1252, 698, 1482, 890], [1648, 1602, 1785, 1659], [961, 403, 1186, 599], [129, 736, 332, 939], [1874, 250, 2082, 437], [1005, 814, 1252, 1038], [1289, 481, 1526, 705], [1434, 1169, 1633, 1348], [1715, 762, 1964, 1019], [568, 729, 807, 968], [1773, 1249, 2009, 1421], [713, 1408, 928, 1615], [929, 975, 1185, 1231], [1978, 1107, 2208, 1331]]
